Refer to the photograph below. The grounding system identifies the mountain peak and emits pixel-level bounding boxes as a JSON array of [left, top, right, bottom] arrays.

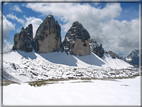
[[46, 14, 54, 19], [12, 24, 33, 52], [124, 49, 140, 66], [34, 14, 61, 53], [63, 21, 90, 56], [72, 21, 83, 28]]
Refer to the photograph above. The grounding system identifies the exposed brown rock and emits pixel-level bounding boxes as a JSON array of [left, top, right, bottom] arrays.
[[33, 15, 61, 53]]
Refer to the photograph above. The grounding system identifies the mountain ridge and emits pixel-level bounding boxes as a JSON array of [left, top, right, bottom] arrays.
[[124, 49, 141, 66]]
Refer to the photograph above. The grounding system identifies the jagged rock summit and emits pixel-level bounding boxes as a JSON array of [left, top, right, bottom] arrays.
[[12, 24, 33, 52], [90, 39, 104, 58], [33, 15, 61, 53], [63, 21, 90, 56], [124, 49, 141, 66], [105, 51, 121, 59]]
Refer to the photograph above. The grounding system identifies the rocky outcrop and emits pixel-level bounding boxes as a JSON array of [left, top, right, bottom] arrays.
[[90, 39, 104, 58], [106, 51, 121, 59], [33, 15, 61, 53], [12, 24, 33, 52], [63, 21, 90, 56]]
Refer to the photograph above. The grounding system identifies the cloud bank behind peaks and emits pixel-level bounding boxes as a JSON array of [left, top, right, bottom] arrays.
[[26, 3, 122, 31], [3, 15, 15, 40], [1, 12, 15, 53]]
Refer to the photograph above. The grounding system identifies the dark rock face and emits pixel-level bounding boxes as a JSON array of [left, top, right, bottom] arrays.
[[12, 24, 33, 52], [33, 15, 61, 53], [90, 39, 104, 58], [105, 51, 121, 59], [63, 21, 90, 56]]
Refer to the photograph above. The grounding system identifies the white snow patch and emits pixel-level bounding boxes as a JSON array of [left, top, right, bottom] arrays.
[[102, 54, 132, 69], [3, 76, 141, 105]]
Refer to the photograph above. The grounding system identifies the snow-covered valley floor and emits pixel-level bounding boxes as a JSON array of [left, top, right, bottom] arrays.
[[2, 76, 141, 106]]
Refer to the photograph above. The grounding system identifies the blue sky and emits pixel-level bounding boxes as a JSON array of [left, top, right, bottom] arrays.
[[2, 2, 140, 57], [115, 3, 139, 21]]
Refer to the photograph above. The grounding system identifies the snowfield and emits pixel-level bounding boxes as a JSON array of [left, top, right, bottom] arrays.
[[3, 50, 139, 83], [3, 76, 140, 106]]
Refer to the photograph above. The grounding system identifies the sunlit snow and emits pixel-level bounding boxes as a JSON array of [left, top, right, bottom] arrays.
[[3, 76, 140, 105]]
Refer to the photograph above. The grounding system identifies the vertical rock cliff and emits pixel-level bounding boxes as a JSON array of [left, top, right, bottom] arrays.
[[90, 39, 105, 58], [33, 15, 61, 53], [63, 21, 90, 56], [12, 24, 33, 52]]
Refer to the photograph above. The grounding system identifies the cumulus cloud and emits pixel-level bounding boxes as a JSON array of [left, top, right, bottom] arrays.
[[3, 14, 15, 40], [6, 14, 25, 25], [12, 5, 22, 12], [98, 18, 139, 56], [3, 39, 13, 53], [24, 16, 43, 38], [0, 11, 15, 52], [26, 3, 122, 31]]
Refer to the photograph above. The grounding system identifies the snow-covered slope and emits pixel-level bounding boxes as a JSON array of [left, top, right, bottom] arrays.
[[102, 53, 132, 69], [3, 50, 106, 67], [3, 50, 138, 83], [3, 50, 131, 68]]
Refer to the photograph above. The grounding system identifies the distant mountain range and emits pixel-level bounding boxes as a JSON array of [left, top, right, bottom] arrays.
[[124, 49, 141, 66]]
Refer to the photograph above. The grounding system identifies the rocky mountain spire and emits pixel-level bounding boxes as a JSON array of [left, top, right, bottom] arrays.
[[90, 39, 105, 58], [12, 24, 33, 52], [105, 51, 121, 59], [33, 15, 61, 53], [63, 21, 90, 56]]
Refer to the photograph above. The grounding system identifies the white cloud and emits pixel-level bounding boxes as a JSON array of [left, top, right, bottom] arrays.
[[3, 14, 15, 40], [12, 5, 22, 12], [96, 18, 139, 56], [26, 3, 122, 31], [6, 14, 25, 25], [24, 16, 43, 38], [3, 39, 13, 53], [0, 11, 15, 53]]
